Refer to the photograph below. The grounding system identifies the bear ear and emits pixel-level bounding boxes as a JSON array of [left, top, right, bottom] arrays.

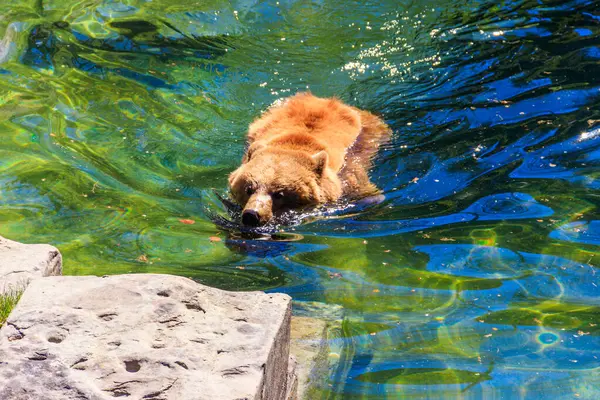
[[311, 151, 328, 177], [243, 142, 266, 163]]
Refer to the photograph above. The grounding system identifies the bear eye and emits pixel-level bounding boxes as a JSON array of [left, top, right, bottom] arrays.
[[246, 186, 255, 196], [272, 191, 284, 200]]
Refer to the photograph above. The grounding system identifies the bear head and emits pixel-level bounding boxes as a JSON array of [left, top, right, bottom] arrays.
[[228, 144, 340, 226]]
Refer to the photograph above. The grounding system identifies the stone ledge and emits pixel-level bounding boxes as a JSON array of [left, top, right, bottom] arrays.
[[0, 236, 62, 294], [0, 274, 293, 400]]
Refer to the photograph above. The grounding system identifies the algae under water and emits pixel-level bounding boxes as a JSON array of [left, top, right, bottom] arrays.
[[1, 0, 600, 398]]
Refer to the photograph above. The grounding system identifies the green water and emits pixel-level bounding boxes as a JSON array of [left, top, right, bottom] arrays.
[[1, 0, 600, 398]]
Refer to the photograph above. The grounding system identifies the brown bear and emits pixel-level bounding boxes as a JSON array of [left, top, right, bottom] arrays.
[[228, 92, 391, 226]]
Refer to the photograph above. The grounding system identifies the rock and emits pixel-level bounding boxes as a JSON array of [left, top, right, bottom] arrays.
[[292, 300, 344, 321], [291, 316, 336, 399], [0, 274, 293, 400], [285, 355, 298, 400], [290, 301, 344, 399], [0, 235, 62, 294]]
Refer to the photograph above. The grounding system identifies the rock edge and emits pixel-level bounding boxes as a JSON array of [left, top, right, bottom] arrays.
[[0, 235, 62, 294], [0, 274, 295, 400]]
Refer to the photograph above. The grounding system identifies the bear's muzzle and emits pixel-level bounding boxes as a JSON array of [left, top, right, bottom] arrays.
[[242, 193, 273, 226]]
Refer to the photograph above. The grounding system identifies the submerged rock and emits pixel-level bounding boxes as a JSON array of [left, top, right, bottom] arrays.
[[291, 316, 336, 399], [0, 235, 62, 294], [0, 274, 295, 400]]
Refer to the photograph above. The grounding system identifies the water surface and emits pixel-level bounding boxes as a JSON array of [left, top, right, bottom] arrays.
[[1, 0, 600, 398]]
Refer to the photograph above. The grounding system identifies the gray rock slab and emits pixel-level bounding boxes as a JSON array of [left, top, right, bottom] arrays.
[[0, 236, 62, 294], [0, 274, 293, 400]]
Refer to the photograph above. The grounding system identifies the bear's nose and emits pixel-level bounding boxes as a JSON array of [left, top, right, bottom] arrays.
[[242, 209, 261, 226]]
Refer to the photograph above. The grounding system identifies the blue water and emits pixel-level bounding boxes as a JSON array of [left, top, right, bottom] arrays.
[[1, 0, 599, 398]]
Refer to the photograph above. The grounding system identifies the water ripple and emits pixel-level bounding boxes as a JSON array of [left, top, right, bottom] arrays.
[[550, 220, 600, 246], [301, 192, 553, 238]]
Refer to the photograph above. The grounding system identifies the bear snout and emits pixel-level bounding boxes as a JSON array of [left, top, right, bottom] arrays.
[[242, 209, 261, 226], [242, 193, 273, 226]]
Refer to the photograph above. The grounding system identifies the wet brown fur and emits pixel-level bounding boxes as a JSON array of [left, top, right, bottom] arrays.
[[229, 92, 391, 225]]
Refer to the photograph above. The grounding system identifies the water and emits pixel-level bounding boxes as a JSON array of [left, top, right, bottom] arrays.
[[1, 0, 600, 398]]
